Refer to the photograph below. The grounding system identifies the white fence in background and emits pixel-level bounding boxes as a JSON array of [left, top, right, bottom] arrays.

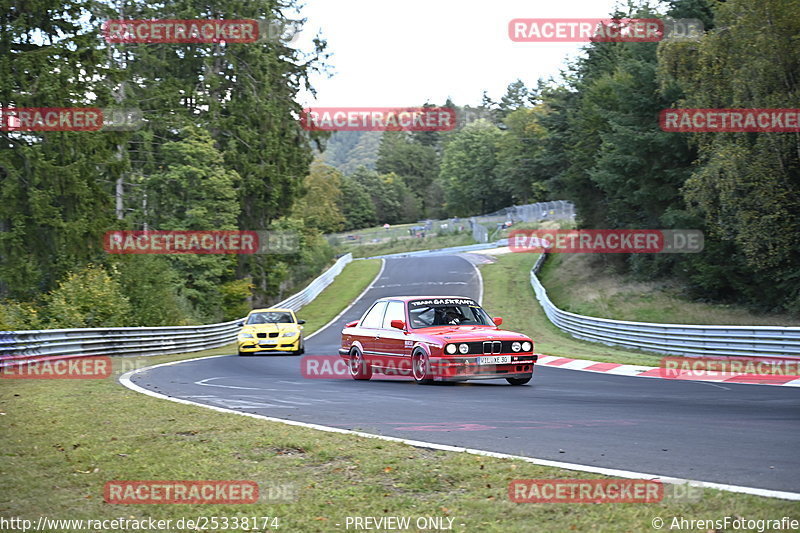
[[529, 253, 800, 359], [471, 220, 489, 243], [470, 201, 576, 243], [329, 201, 576, 246], [0, 253, 353, 367], [481, 201, 576, 225]]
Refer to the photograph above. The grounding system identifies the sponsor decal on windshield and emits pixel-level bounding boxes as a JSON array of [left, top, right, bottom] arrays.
[[409, 298, 478, 308]]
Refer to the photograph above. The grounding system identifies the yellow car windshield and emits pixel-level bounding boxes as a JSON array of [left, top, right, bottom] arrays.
[[247, 312, 294, 325]]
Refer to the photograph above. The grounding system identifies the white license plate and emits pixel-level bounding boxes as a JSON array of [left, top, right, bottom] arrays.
[[479, 355, 511, 365]]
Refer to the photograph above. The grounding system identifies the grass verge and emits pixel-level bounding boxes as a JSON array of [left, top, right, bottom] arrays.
[[539, 253, 800, 326], [480, 252, 679, 366], [295, 258, 382, 336], [1, 353, 797, 532]]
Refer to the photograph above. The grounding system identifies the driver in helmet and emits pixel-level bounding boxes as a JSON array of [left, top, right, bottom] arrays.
[[436, 306, 463, 325]]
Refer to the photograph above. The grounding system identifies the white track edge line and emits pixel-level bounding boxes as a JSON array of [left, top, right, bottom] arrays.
[[304, 258, 386, 341], [118, 359, 800, 501], [473, 260, 484, 305]]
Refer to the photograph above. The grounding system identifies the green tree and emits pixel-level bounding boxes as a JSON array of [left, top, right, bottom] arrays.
[[498, 79, 535, 119], [350, 167, 419, 225], [659, 0, 800, 310], [100, 0, 328, 306], [0, 0, 119, 299], [113, 255, 191, 326], [261, 217, 334, 304], [439, 119, 507, 216], [293, 161, 347, 234], [338, 173, 378, 230], [322, 131, 382, 174], [375, 131, 439, 216], [144, 127, 241, 320], [495, 107, 548, 204], [219, 278, 254, 321]]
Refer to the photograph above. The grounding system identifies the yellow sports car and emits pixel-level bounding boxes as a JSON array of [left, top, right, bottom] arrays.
[[237, 308, 305, 356]]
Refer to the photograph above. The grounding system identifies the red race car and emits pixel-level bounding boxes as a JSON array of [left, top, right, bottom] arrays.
[[339, 296, 537, 385]]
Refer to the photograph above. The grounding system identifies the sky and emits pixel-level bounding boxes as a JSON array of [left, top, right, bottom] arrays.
[[293, 0, 629, 108]]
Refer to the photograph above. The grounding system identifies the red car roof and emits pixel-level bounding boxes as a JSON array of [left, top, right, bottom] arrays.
[[376, 296, 479, 302]]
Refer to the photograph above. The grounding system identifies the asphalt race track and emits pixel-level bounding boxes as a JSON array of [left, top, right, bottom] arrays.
[[128, 255, 800, 494]]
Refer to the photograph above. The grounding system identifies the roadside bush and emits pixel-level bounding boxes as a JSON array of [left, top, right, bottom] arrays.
[[0, 300, 44, 330], [45, 264, 132, 328], [113, 255, 194, 326], [220, 278, 253, 321]]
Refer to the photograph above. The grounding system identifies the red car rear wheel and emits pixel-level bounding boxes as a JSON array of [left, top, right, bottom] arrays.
[[349, 347, 372, 380]]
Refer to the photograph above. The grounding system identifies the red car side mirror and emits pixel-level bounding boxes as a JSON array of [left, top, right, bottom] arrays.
[[345, 320, 358, 328], [390, 319, 406, 330], [493, 317, 503, 326]]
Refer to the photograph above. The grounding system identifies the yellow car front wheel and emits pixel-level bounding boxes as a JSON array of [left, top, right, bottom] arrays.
[[292, 340, 304, 356]]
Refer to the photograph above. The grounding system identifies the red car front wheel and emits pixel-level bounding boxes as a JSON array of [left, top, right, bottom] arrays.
[[412, 350, 434, 384]]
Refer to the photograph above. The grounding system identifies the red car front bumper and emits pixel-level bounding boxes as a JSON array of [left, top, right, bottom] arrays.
[[429, 355, 537, 381]]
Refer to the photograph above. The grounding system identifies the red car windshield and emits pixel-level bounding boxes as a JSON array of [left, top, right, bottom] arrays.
[[407, 298, 492, 328]]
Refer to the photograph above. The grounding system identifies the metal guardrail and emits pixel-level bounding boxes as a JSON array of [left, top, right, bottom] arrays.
[[276, 253, 352, 310], [0, 253, 353, 367], [362, 240, 508, 260], [529, 253, 800, 358]]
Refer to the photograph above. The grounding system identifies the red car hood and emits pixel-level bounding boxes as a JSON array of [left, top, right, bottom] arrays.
[[413, 326, 531, 342]]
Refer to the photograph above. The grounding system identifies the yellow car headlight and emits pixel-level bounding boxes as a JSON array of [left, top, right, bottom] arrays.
[[282, 331, 297, 337], [240, 332, 254, 338]]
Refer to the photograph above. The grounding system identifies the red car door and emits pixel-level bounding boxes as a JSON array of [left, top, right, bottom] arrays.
[[356, 300, 388, 367], [378, 300, 411, 375]]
